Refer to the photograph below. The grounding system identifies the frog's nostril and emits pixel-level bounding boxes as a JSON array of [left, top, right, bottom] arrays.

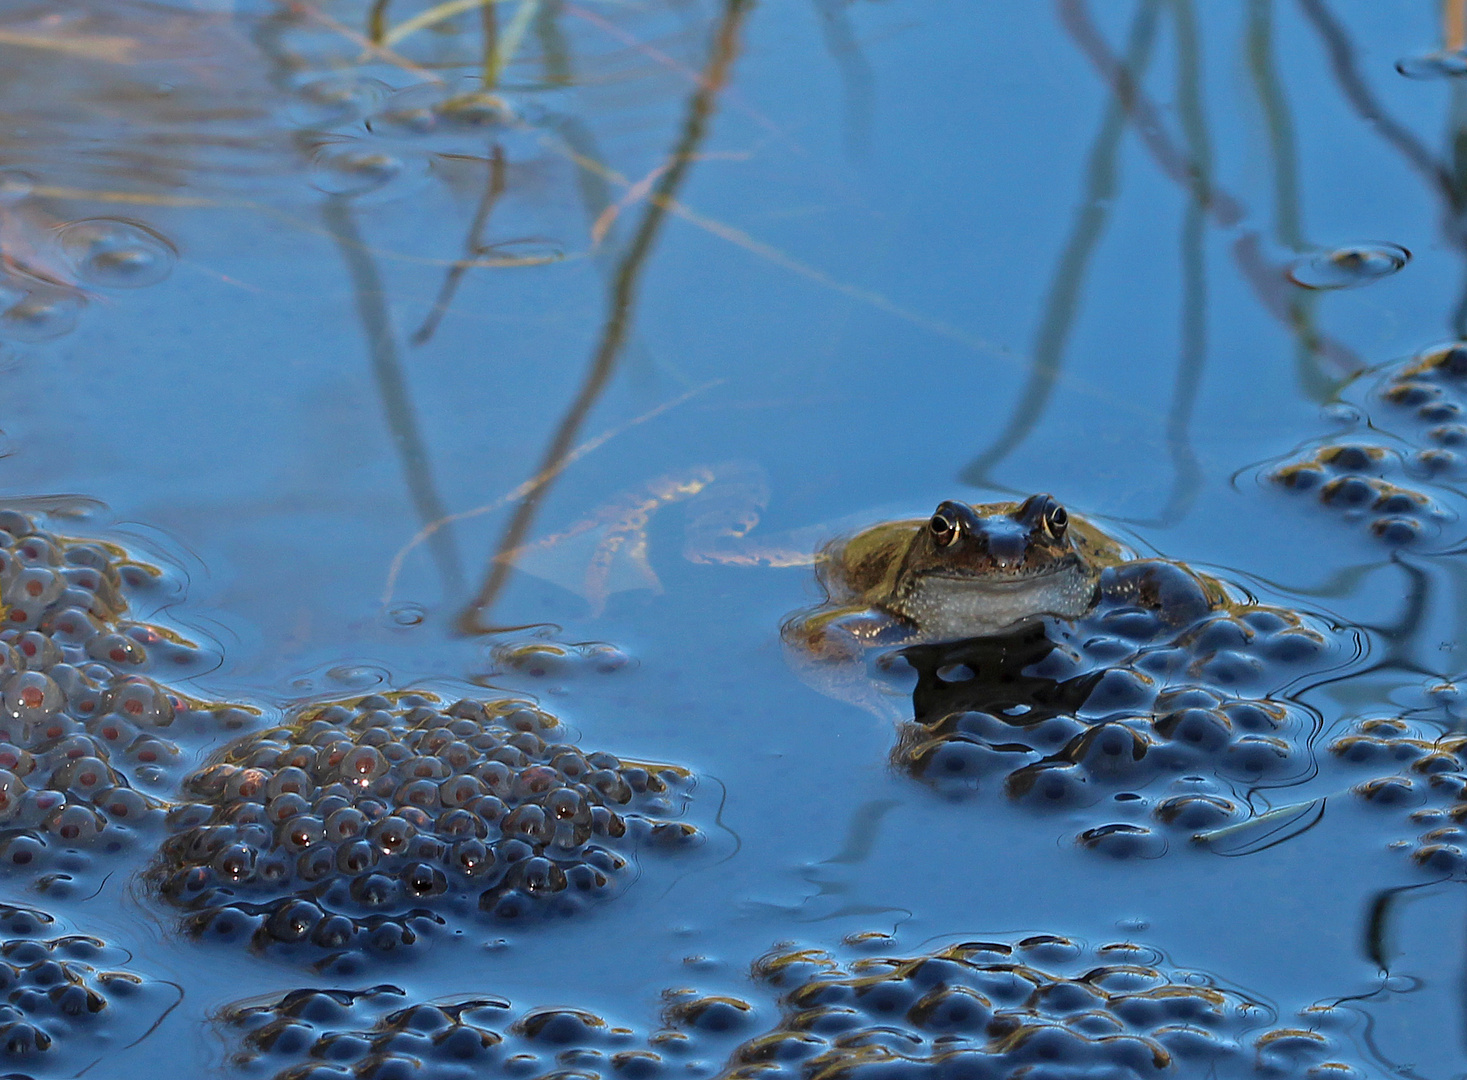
[[986, 532, 1026, 564]]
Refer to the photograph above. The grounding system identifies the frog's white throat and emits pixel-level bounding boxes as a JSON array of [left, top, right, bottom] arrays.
[[896, 568, 1098, 642]]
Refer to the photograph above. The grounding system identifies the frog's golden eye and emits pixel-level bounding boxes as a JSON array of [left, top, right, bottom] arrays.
[[1042, 502, 1069, 538], [929, 512, 959, 547]]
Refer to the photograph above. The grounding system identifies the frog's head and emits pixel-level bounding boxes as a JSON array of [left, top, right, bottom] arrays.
[[889, 494, 1100, 639]]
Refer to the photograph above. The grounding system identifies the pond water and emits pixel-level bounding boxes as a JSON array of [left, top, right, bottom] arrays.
[[1, 0, 1466, 1076]]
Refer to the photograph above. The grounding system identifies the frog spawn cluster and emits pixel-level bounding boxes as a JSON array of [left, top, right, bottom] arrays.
[[731, 935, 1370, 1080], [151, 693, 698, 958], [0, 901, 179, 1074], [1265, 341, 1467, 546], [222, 982, 760, 1080], [896, 559, 1350, 856], [217, 933, 1371, 1080], [0, 510, 237, 881], [1327, 715, 1467, 875]]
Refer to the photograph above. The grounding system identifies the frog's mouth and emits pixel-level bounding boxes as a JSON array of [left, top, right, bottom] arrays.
[[899, 563, 1099, 640]]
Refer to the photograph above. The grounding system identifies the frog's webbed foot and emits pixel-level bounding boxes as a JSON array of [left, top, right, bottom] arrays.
[[780, 607, 915, 723]]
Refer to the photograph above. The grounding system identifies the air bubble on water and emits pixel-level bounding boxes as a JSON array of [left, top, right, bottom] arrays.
[[0, 171, 33, 206], [325, 664, 388, 688], [1287, 243, 1410, 290], [56, 219, 176, 289], [310, 145, 406, 196], [367, 83, 446, 136], [0, 291, 83, 342], [1320, 403, 1361, 426], [1396, 49, 1467, 79], [290, 75, 390, 127], [434, 91, 511, 130], [387, 604, 425, 628]]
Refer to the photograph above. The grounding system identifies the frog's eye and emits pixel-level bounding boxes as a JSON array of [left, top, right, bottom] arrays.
[[929, 512, 959, 547], [1042, 502, 1069, 538]]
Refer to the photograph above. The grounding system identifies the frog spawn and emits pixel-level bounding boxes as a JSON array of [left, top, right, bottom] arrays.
[[0, 901, 180, 1074], [0, 510, 236, 882], [151, 693, 699, 959], [1263, 342, 1467, 546], [723, 935, 1369, 1080], [1327, 715, 1467, 875], [482, 638, 635, 682], [895, 559, 1353, 857], [221, 981, 761, 1080]]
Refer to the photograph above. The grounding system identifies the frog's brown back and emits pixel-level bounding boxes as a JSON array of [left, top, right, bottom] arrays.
[[813, 520, 920, 602]]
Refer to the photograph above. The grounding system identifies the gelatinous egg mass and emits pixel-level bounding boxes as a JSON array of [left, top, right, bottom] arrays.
[[896, 556, 1351, 855], [0, 901, 179, 1075], [1287, 243, 1409, 290], [149, 693, 700, 959], [290, 74, 389, 127], [310, 145, 405, 196], [56, 219, 177, 290], [223, 936, 1377, 1080], [0, 292, 83, 342]]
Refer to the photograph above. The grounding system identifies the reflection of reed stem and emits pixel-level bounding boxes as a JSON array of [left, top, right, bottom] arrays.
[[413, 145, 507, 345], [480, 0, 499, 86], [1053, 0, 1362, 386], [1297, 0, 1450, 197], [960, 0, 1161, 487], [1157, 0, 1207, 525], [1246, 0, 1302, 251], [485, 0, 542, 89], [323, 196, 465, 598], [368, 0, 392, 43], [535, 0, 572, 87], [811, 0, 874, 154], [1246, 0, 1333, 400], [458, 0, 754, 633]]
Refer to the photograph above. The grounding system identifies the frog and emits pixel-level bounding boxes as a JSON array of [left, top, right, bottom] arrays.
[[779, 494, 1128, 719]]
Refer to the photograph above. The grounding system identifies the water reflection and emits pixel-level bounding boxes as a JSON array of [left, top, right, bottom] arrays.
[[8, 0, 1467, 1074], [458, 0, 756, 634]]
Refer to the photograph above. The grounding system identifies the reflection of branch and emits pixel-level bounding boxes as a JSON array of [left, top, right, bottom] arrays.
[[457, 0, 754, 633], [1246, 0, 1334, 400], [960, 0, 1161, 487], [1059, 0, 1242, 224], [412, 144, 506, 345], [811, 0, 874, 154], [534, 0, 572, 87], [1053, 0, 1364, 385], [1296, 0, 1451, 201], [323, 196, 465, 599], [1155, 0, 1207, 526], [1247, 0, 1303, 252]]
